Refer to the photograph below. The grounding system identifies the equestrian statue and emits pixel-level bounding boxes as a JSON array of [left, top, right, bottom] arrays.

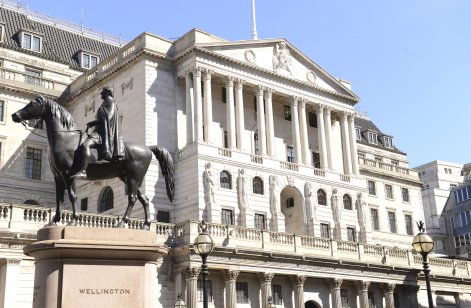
[[11, 87, 174, 230]]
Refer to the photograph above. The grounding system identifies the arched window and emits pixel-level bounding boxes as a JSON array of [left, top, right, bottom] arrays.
[[220, 170, 232, 189], [252, 176, 264, 195], [99, 186, 114, 213], [317, 189, 326, 206], [24, 199, 39, 205], [343, 194, 352, 210]]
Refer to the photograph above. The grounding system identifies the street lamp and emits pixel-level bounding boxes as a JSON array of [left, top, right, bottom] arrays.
[[193, 221, 215, 308], [412, 221, 434, 308]]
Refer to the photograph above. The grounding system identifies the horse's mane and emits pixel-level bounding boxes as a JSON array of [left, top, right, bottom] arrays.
[[42, 97, 76, 130]]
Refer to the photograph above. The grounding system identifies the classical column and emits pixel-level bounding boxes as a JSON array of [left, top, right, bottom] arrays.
[[264, 88, 275, 157], [193, 67, 203, 142], [185, 71, 194, 144], [355, 281, 370, 308], [0, 259, 21, 308], [324, 107, 334, 170], [298, 99, 310, 164], [256, 85, 267, 155], [340, 112, 352, 174], [316, 105, 328, 169], [291, 97, 302, 163], [235, 79, 246, 151], [185, 267, 201, 308], [382, 283, 396, 308], [203, 70, 213, 143], [258, 272, 274, 307], [226, 77, 236, 149], [292, 275, 307, 308], [224, 269, 240, 308], [348, 113, 359, 175], [330, 278, 343, 308]]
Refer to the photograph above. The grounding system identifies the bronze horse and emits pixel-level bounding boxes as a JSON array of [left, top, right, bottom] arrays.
[[12, 95, 174, 230]]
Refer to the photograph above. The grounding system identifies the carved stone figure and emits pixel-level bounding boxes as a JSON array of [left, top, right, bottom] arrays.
[[11, 94, 174, 230], [304, 182, 317, 221], [237, 169, 248, 210], [357, 193, 369, 228], [331, 188, 341, 224], [272, 42, 292, 75], [269, 175, 280, 214], [203, 162, 216, 205]]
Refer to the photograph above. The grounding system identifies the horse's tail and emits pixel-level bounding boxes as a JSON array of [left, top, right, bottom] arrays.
[[149, 145, 175, 203]]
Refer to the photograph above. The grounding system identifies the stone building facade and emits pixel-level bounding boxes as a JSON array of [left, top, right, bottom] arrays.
[[0, 1, 470, 308]]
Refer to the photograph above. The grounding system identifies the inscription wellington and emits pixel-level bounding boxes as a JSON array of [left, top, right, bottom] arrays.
[[79, 289, 131, 295]]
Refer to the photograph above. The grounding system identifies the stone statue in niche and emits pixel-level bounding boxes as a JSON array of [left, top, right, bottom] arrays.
[[269, 175, 281, 214], [331, 188, 341, 224], [304, 182, 317, 221], [203, 162, 216, 206], [272, 42, 292, 75], [237, 169, 248, 210], [357, 192, 369, 228]]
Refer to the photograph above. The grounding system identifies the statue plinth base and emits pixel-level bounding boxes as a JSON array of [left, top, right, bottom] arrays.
[[24, 226, 168, 308]]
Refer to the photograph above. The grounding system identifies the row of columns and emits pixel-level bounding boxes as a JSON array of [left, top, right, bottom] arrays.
[[183, 267, 399, 308], [184, 67, 359, 175]]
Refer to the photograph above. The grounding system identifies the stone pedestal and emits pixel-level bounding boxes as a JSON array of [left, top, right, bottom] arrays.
[[24, 226, 168, 308]]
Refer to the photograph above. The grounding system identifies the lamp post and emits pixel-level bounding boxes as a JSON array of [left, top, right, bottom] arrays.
[[193, 221, 215, 308], [412, 221, 434, 308]]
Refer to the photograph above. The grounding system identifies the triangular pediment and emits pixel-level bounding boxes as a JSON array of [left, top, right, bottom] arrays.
[[197, 39, 358, 101]]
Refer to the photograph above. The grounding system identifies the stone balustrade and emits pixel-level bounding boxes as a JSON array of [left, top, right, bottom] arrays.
[[358, 157, 419, 179], [1, 204, 466, 279]]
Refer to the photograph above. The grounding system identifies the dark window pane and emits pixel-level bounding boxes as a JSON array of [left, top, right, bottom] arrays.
[[220, 170, 232, 189], [25, 147, 42, 180], [99, 186, 113, 212], [80, 198, 88, 211], [157, 210, 170, 223], [252, 177, 264, 195]]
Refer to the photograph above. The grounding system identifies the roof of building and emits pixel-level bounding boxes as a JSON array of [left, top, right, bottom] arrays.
[[0, 3, 121, 71], [354, 113, 406, 155]]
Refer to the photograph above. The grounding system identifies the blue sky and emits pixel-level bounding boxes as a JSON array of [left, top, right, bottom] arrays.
[[23, 0, 470, 167]]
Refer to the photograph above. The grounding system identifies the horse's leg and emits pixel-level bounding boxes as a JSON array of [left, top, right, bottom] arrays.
[[137, 188, 150, 230], [50, 177, 65, 226], [65, 178, 78, 226], [116, 177, 137, 228]]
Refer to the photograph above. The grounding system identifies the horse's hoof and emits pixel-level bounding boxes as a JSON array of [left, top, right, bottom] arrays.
[[67, 220, 78, 226], [141, 225, 150, 231], [115, 221, 126, 228]]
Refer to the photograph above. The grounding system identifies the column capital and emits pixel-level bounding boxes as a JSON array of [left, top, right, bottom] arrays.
[[299, 99, 307, 109], [354, 280, 371, 292], [291, 275, 307, 287], [185, 267, 201, 279], [256, 85, 265, 96], [291, 96, 299, 106], [234, 78, 244, 89], [226, 76, 234, 87], [224, 269, 240, 282], [203, 69, 213, 79], [330, 278, 343, 289], [324, 106, 333, 116], [264, 88, 273, 99], [316, 104, 326, 114], [192, 66, 203, 77], [341, 110, 350, 120], [381, 283, 396, 293], [258, 272, 275, 284]]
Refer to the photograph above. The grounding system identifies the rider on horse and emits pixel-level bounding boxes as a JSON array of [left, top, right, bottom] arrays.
[[71, 86, 124, 178]]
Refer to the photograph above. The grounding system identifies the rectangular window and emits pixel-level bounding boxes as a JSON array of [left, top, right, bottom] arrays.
[[312, 152, 320, 168], [222, 87, 227, 103], [272, 285, 282, 305], [370, 208, 379, 231], [355, 128, 361, 140], [308, 112, 317, 127], [236, 282, 249, 304], [22, 32, 42, 52], [340, 289, 348, 307], [80, 198, 88, 211], [253, 96, 257, 112], [287, 146, 294, 163], [0, 100, 4, 122], [383, 136, 393, 148], [221, 209, 233, 225], [157, 210, 170, 223], [197, 280, 213, 302], [25, 147, 42, 180], [402, 188, 410, 202], [347, 227, 356, 242], [320, 223, 330, 238], [81, 53, 99, 69], [467, 211, 471, 226], [0, 25, 4, 42], [284, 105, 291, 121], [368, 180, 376, 196], [388, 211, 397, 233], [385, 184, 393, 199], [451, 216, 455, 230], [460, 212, 466, 227], [25, 68, 42, 86], [254, 213, 265, 230], [367, 132, 378, 144], [405, 214, 413, 235]]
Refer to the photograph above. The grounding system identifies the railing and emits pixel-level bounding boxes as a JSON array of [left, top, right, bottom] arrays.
[[218, 148, 232, 158], [280, 162, 299, 172], [250, 155, 263, 164], [340, 174, 350, 182], [313, 168, 325, 177], [358, 157, 415, 176], [0, 67, 67, 92]]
